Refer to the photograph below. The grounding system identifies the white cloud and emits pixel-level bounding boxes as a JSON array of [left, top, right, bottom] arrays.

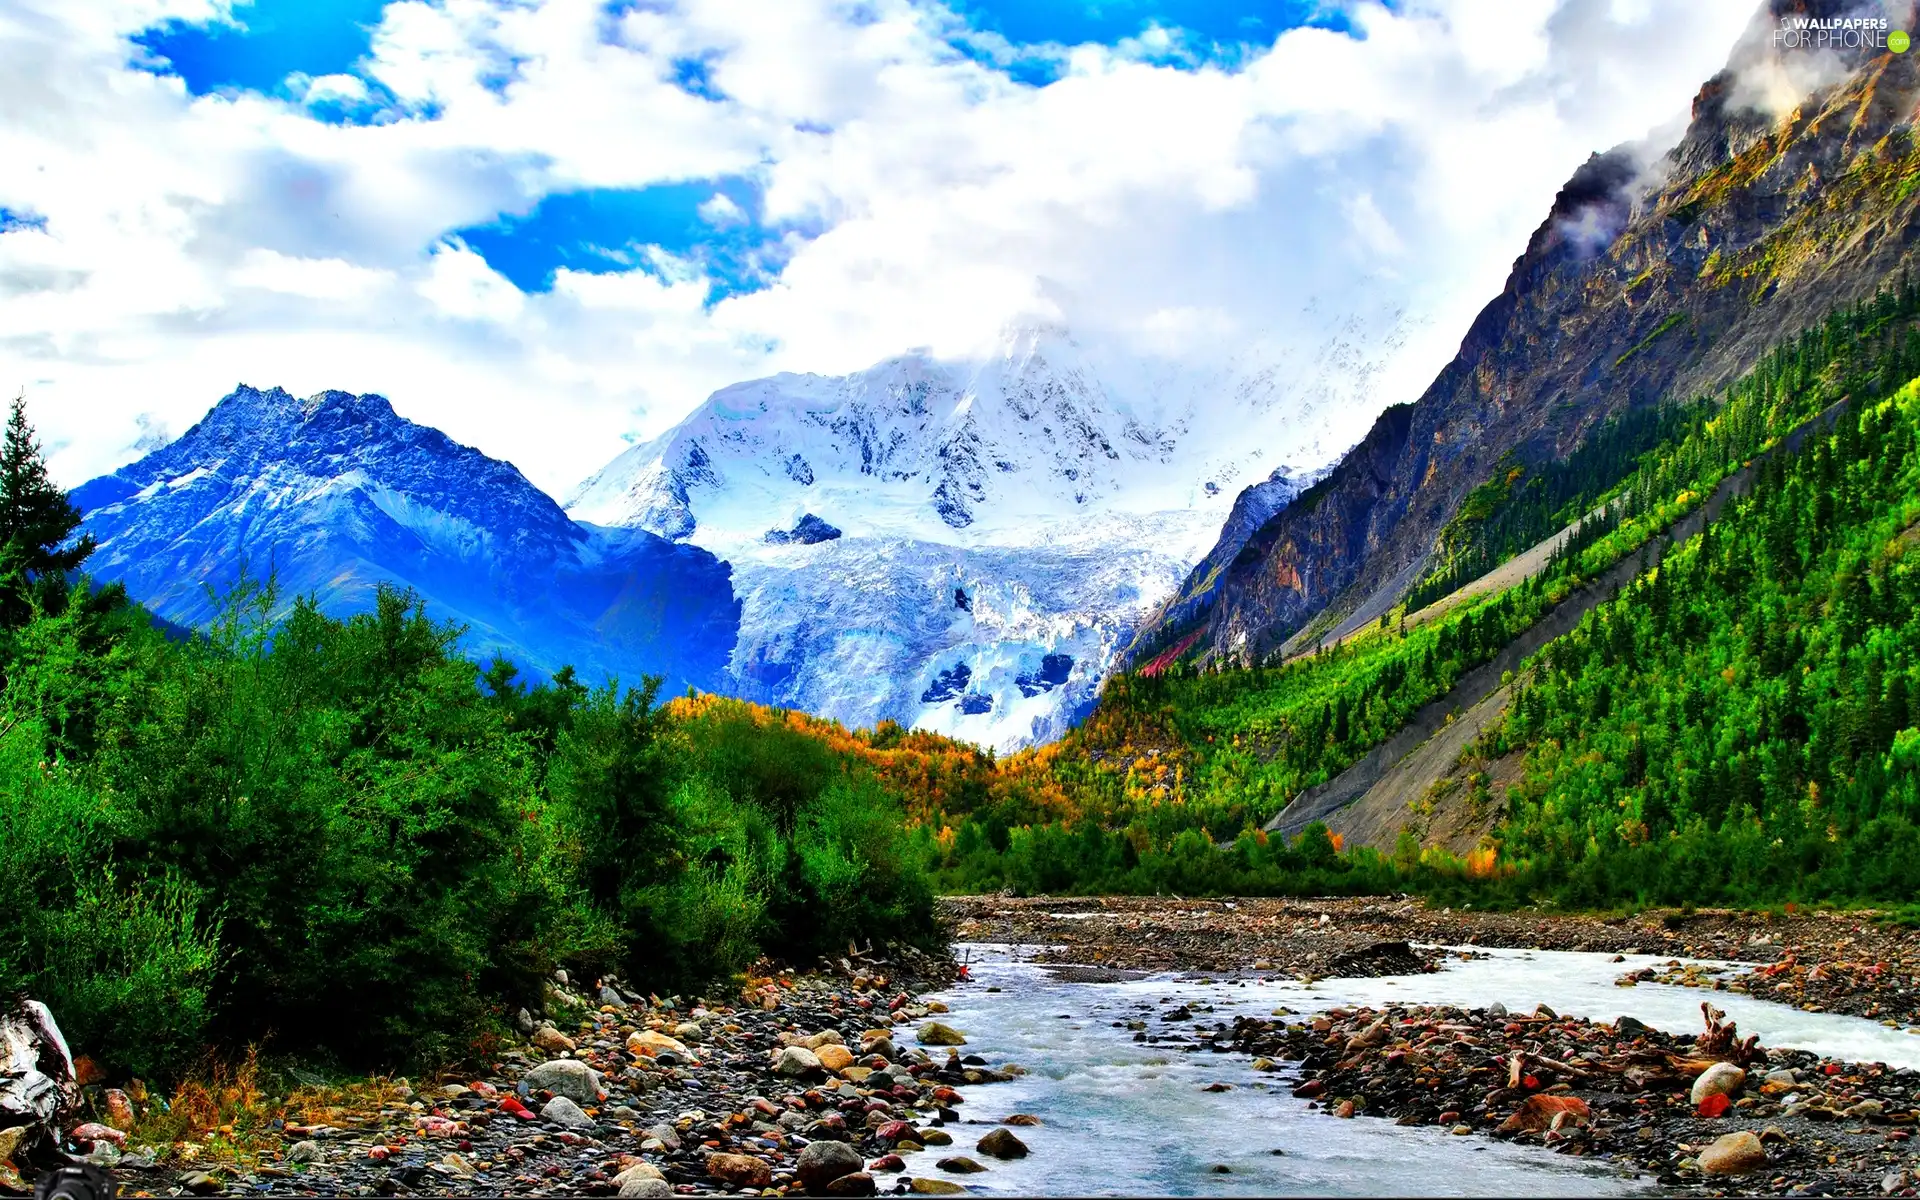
[[697, 192, 747, 226], [0, 0, 1763, 499], [231, 248, 391, 299]]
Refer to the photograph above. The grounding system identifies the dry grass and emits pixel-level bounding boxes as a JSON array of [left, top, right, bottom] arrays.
[[123, 1048, 411, 1171]]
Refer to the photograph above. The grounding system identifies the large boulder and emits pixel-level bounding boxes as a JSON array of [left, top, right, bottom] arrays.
[[797, 1140, 865, 1191], [975, 1129, 1028, 1159], [707, 1153, 774, 1188], [1690, 1062, 1746, 1106], [817, 1044, 856, 1073], [524, 1059, 603, 1106], [775, 1046, 823, 1078], [539, 1096, 595, 1129], [0, 998, 79, 1186], [1699, 1131, 1767, 1175], [627, 1030, 690, 1059]]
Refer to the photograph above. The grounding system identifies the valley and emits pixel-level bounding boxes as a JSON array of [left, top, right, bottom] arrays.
[[10, 1, 1920, 1197]]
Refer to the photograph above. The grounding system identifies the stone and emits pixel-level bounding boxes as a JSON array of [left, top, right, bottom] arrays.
[[776, 1046, 824, 1077], [1614, 1015, 1651, 1036], [909, 1180, 967, 1195], [1844, 1099, 1885, 1120], [524, 1058, 603, 1106], [936, 1157, 987, 1173], [1003, 1114, 1041, 1126], [825, 1171, 877, 1196], [975, 1129, 1028, 1160], [287, 1141, 322, 1164], [918, 1023, 967, 1046], [818, 1044, 856, 1072], [805, 1030, 846, 1050], [797, 1140, 865, 1191], [707, 1153, 774, 1188], [1698, 1131, 1767, 1176], [618, 1179, 672, 1199], [919, 1130, 953, 1146], [1487, 1002, 1507, 1020], [869, 1154, 906, 1173], [1496, 1095, 1591, 1134], [532, 1025, 576, 1053], [1348, 1017, 1391, 1049], [1690, 1063, 1746, 1106], [627, 1030, 690, 1059], [539, 1096, 595, 1129]]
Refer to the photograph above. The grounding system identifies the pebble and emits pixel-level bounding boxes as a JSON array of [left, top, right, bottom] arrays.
[[1699, 1130, 1768, 1175]]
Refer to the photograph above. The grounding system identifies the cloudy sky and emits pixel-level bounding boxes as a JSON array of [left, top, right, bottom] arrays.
[[0, 0, 1758, 497]]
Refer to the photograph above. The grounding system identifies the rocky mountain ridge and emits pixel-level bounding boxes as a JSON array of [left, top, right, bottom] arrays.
[[1145, 0, 1920, 667]]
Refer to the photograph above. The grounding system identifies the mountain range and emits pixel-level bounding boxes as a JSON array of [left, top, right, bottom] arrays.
[[71, 385, 740, 695], [65, 0, 1902, 762], [564, 320, 1383, 748]]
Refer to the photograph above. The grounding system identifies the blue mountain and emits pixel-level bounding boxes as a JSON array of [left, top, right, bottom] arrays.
[[71, 385, 740, 693]]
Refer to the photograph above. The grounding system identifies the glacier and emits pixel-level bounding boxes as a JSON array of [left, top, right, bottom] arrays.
[[568, 317, 1407, 751]]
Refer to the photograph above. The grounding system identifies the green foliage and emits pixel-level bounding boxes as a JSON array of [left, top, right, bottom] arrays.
[[929, 280, 1920, 910], [0, 395, 93, 625], [0, 580, 937, 1078], [1493, 373, 1920, 907]]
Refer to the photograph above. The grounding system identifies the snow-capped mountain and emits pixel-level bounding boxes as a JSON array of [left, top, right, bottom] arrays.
[[568, 314, 1412, 749], [73, 385, 740, 693]]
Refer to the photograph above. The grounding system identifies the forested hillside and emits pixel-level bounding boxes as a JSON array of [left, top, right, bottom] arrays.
[[906, 282, 1920, 907], [0, 400, 938, 1081]]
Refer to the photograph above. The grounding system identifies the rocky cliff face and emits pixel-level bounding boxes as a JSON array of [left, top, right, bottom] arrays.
[[1157, 0, 1920, 666]]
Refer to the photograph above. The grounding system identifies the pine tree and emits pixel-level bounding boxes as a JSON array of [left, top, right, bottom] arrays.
[[0, 394, 93, 622]]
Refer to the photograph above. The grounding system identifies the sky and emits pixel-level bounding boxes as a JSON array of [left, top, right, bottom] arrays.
[[0, 0, 1761, 498]]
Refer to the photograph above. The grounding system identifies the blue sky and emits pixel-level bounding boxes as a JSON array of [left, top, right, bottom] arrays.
[[9, 0, 1758, 497], [131, 0, 1339, 307]]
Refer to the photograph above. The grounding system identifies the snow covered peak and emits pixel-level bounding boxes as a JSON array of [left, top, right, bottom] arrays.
[[566, 326, 1210, 551], [72, 383, 741, 694], [76, 384, 586, 560]]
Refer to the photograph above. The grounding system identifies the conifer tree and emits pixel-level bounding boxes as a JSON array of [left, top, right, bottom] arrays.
[[0, 394, 92, 622]]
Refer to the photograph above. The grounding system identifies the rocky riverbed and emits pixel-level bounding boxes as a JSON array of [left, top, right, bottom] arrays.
[[47, 897, 1920, 1198], [1231, 998, 1920, 1197], [73, 947, 1044, 1198], [943, 895, 1920, 1196], [942, 895, 1920, 1026]]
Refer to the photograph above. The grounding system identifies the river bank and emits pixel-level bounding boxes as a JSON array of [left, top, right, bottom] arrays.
[[938, 895, 1920, 1196], [941, 895, 1920, 1027], [60, 897, 1920, 1197], [76, 943, 1036, 1199]]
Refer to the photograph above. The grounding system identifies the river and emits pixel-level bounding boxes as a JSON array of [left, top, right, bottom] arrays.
[[892, 943, 1920, 1196]]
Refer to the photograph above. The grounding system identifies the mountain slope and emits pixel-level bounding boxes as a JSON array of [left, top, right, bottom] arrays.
[[567, 319, 1406, 750], [1145, 0, 1920, 667], [73, 385, 740, 692]]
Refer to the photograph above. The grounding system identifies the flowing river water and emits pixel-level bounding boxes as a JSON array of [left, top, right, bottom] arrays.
[[892, 943, 1920, 1197]]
